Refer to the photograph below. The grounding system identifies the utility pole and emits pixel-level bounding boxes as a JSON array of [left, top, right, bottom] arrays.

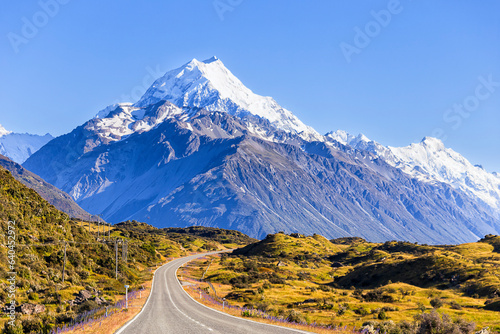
[[115, 239, 119, 279], [97, 215, 100, 238], [122, 239, 128, 262], [62, 241, 67, 284]]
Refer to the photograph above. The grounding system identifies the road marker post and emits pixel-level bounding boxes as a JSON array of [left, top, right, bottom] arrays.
[[125, 285, 129, 309]]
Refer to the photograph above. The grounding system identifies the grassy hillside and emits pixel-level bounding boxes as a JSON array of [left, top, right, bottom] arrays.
[[186, 232, 500, 333], [0, 167, 253, 333], [0, 154, 92, 221]]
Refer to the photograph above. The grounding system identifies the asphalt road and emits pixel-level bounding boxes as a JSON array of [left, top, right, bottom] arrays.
[[116, 251, 310, 334]]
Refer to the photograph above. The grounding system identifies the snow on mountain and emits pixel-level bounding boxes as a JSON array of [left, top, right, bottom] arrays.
[[136, 57, 321, 141], [91, 102, 189, 143], [0, 124, 12, 137], [22, 57, 500, 243], [0, 124, 53, 164], [24, 104, 500, 243], [389, 137, 500, 210], [327, 130, 500, 212]]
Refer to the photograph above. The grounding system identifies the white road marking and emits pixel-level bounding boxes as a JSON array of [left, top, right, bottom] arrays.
[[164, 265, 215, 332]]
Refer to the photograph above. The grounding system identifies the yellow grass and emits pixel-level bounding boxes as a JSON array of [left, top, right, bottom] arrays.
[[182, 281, 347, 334], [64, 268, 154, 334], [180, 254, 500, 332]]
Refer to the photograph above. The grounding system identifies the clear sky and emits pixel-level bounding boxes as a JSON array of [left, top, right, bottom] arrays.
[[1, 1, 499, 171]]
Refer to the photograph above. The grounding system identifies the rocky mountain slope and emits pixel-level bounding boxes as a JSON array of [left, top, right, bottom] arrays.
[[23, 58, 500, 243]]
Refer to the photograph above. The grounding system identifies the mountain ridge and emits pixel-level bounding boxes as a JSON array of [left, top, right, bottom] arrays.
[[0, 123, 53, 163], [22, 57, 500, 243], [327, 130, 500, 214]]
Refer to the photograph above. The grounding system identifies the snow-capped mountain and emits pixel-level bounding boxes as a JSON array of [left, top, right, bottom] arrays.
[[327, 130, 500, 213], [22, 57, 500, 243], [0, 124, 11, 137], [136, 57, 321, 141], [92, 102, 189, 143], [0, 124, 53, 163]]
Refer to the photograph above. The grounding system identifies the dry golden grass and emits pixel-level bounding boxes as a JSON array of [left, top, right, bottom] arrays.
[[64, 270, 154, 334], [182, 279, 348, 334], [181, 252, 500, 332]]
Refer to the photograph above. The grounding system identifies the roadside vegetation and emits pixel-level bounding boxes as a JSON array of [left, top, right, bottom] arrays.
[[181, 233, 500, 333], [0, 167, 252, 334]]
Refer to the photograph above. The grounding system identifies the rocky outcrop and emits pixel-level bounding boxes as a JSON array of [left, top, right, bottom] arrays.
[[16, 303, 46, 315]]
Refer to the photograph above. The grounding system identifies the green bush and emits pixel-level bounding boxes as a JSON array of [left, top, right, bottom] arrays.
[[378, 309, 387, 320], [430, 297, 444, 309]]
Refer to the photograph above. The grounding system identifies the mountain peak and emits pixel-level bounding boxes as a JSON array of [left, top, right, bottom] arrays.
[[0, 124, 12, 137], [135, 57, 318, 137], [420, 136, 445, 151], [326, 130, 371, 147], [203, 56, 219, 64]]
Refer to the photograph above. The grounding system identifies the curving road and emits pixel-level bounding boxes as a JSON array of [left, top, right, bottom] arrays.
[[116, 251, 310, 334]]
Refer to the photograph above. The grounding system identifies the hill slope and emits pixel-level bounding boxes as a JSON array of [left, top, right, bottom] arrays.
[[195, 232, 500, 331], [0, 154, 92, 220], [0, 166, 253, 332]]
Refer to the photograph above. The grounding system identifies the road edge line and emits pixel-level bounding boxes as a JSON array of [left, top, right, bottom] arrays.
[[176, 254, 311, 334], [114, 264, 160, 334]]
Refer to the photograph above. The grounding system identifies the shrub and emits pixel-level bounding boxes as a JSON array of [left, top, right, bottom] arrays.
[[286, 310, 305, 323], [76, 300, 98, 313], [28, 292, 39, 301], [21, 318, 43, 333], [268, 275, 285, 285], [430, 297, 444, 309], [378, 309, 387, 320], [241, 310, 252, 317], [354, 306, 370, 316], [362, 289, 395, 303], [254, 303, 269, 312], [416, 310, 475, 334], [417, 302, 426, 313], [337, 304, 348, 316], [2, 323, 24, 334]]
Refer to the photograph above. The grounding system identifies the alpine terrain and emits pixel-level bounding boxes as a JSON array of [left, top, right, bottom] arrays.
[[23, 57, 500, 243], [0, 123, 53, 163], [327, 131, 500, 218]]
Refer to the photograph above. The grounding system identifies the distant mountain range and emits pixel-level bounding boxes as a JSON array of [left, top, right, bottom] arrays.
[[21, 57, 500, 243], [0, 124, 53, 163], [327, 131, 500, 215]]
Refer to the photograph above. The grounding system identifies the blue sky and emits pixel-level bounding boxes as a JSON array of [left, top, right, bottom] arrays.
[[1, 0, 499, 171]]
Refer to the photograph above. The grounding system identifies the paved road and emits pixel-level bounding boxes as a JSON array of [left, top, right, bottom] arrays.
[[116, 251, 310, 334]]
